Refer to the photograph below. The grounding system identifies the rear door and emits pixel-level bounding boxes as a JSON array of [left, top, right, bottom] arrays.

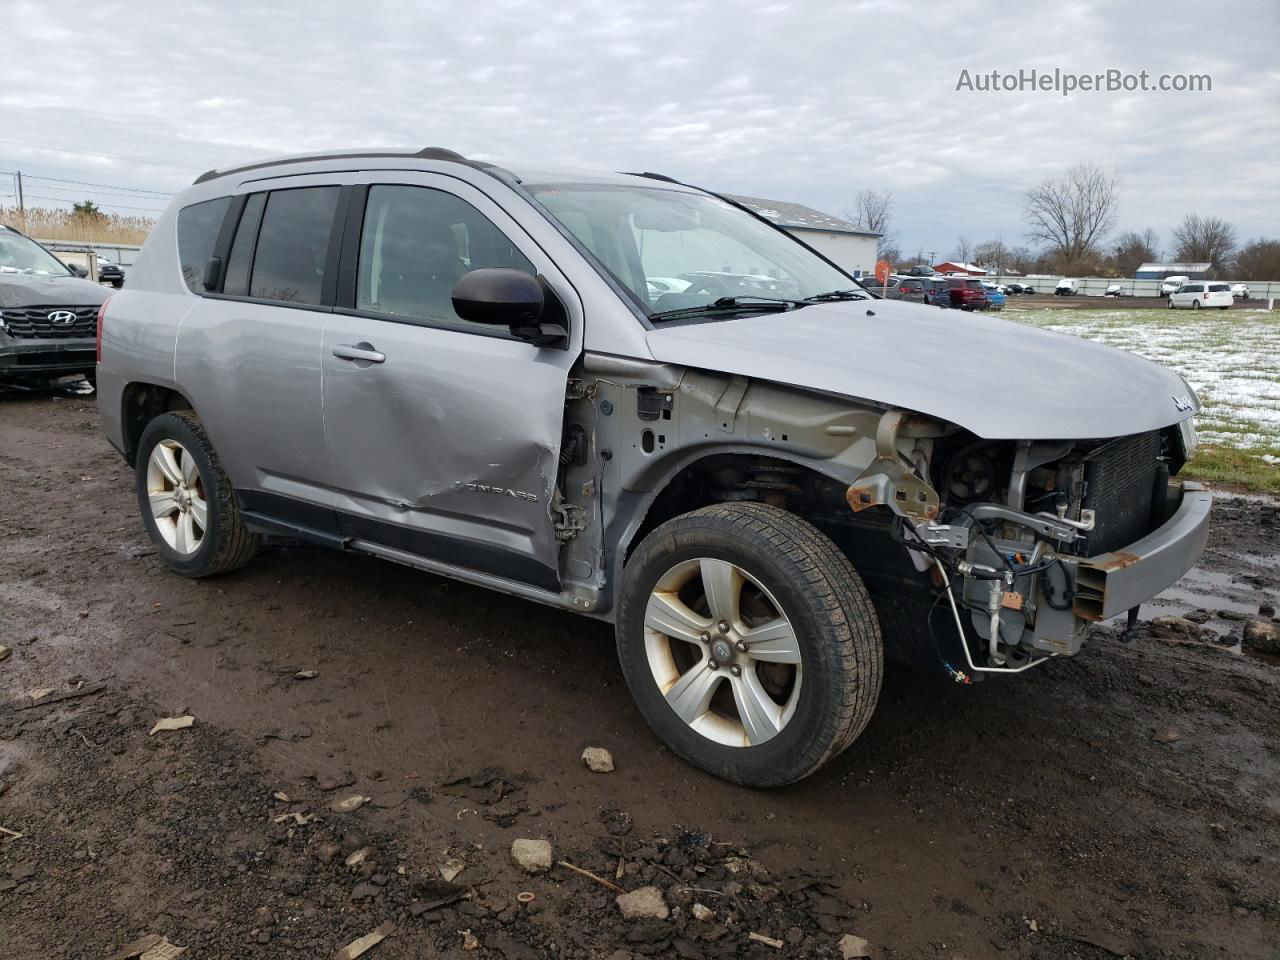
[[176, 176, 346, 532], [320, 173, 584, 592]]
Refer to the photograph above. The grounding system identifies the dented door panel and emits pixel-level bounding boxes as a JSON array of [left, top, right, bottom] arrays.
[[320, 173, 583, 591]]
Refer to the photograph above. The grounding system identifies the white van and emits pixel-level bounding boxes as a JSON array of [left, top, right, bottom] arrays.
[[1160, 275, 1189, 296], [1054, 278, 1079, 296]]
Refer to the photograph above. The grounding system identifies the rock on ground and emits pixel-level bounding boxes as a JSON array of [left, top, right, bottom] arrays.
[[615, 885, 669, 920], [1243, 619, 1280, 655], [510, 838, 552, 874], [838, 932, 873, 958], [581, 746, 614, 772]]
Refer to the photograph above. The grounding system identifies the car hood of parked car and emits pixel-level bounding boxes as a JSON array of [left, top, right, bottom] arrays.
[[643, 298, 1195, 440], [0, 273, 111, 310]]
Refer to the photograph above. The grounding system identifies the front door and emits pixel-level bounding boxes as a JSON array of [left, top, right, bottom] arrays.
[[320, 175, 583, 592]]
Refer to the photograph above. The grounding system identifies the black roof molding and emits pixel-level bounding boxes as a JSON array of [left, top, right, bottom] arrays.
[[192, 146, 517, 186], [621, 171, 682, 184]]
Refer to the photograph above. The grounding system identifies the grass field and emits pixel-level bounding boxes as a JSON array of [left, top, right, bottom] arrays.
[[1007, 306, 1280, 492]]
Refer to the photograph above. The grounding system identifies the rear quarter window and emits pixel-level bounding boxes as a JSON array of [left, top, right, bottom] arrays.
[[176, 196, 232, 292], [1207, 283, 1229, 292]]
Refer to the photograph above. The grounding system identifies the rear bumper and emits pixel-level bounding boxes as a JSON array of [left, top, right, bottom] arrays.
[[1072, 481, 1213, 621], [0, 336, 97, 377]]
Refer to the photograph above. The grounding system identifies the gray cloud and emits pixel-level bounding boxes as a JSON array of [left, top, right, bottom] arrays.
[[1, 0, 1276, 257]]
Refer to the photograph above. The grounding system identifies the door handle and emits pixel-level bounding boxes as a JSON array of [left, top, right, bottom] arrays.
[[332, 343, 386, 364]]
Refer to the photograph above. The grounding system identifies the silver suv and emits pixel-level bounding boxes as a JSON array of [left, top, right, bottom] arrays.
[[97, 148, 1211, 787]]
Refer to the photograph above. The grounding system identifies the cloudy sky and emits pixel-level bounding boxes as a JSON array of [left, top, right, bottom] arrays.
[[2, 0, 1276, 260]]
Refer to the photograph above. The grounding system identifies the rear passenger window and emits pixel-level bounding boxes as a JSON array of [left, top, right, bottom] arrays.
[[177, 196, 232, 292], [355, 185, 534, 331], [249, 187, 340, 305]]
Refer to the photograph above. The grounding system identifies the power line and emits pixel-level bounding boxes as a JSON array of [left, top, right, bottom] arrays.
[[13, 173, 173, 197], [11, 185, 168, 209], [17, 193, 166, 214]]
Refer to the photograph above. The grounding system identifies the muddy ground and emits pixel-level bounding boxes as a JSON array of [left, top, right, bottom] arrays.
[[1, 391, 1277, 960]]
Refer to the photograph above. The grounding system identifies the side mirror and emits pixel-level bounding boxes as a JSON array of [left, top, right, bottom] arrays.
[[68, 263, 89, 278], [452, 269, 567, 347]]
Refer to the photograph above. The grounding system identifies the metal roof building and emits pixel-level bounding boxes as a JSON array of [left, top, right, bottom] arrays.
[[724, 193, 882, 277], [1135, 261, 1212, 280]]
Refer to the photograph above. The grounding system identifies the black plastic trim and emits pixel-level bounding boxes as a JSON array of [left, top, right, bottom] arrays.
[[234, 489, 560, 593], [338, 511, 560, 593], [237, 490, 342, 536]]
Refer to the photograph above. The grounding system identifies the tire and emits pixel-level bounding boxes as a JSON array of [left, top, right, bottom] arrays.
[[616, 502, 882, 787], [134, 411, 258, 578], [1192, 300, 1201, 309], [1168, 299, 1175, 309]]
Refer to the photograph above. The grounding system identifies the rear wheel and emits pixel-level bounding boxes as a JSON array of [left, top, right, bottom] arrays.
[[616, 503, 882, 787], [135, 411, 258, 578], [1193, 300, 1201, 309]]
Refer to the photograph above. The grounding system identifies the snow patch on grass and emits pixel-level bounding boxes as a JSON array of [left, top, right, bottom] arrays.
[[1011, 308, 1280, 451]]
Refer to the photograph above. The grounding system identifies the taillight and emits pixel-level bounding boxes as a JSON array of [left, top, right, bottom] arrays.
[[96, 296, 111, 364]]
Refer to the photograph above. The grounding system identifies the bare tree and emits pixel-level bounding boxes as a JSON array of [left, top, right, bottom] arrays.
[[1023, 163, 1120, 264], [1006, 246, 1037, 274], [1112, 228, 1161, 277], [1173, 214, 1237, 272], [1233, 238, 1280, 281], [953, 235, 973, 264], [846, 189, 894, 254], [973, 239, 1010, 272]]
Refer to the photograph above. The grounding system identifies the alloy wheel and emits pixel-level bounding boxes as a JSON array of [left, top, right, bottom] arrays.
[[146, 439, 207, 555], [643, 558, 802, 747]]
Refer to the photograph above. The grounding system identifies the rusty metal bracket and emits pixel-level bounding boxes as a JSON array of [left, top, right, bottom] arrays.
[[845, 409, 940, 521]]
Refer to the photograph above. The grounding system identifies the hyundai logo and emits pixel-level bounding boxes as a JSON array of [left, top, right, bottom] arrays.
[[47, 310, 78, 325], [1172, 394, 1194, 412]]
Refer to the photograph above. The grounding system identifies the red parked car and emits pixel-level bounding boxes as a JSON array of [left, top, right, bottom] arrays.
[[940, 276, 989, 310]]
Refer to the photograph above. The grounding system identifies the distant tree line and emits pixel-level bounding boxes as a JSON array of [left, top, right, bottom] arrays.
[[853, 164, 1279, 280]]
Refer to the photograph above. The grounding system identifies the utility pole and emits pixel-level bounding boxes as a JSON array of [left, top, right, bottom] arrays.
[[15, 170, 24, 215], [926, 250, 936, 267]]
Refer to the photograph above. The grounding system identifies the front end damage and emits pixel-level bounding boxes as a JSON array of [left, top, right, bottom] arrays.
[[850, 409, 1211, 677]]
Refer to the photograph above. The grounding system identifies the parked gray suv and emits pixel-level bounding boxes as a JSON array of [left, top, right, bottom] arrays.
[[1, 224, 109, 385], [97, 148, 1211, 786]]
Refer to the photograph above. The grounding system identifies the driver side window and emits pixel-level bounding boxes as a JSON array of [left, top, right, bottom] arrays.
[[355, 185, 535, 332]]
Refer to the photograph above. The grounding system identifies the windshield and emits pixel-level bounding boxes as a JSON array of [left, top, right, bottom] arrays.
[[0, 233, 72, 277], [526, 183, 856, 318]]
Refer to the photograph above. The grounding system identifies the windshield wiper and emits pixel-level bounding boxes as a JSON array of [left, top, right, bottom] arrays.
[[649, 296, 804, 322], [803, 289, 872, 302]]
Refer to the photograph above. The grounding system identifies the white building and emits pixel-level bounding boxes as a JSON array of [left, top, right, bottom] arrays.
[[724, 193, 882, 278]]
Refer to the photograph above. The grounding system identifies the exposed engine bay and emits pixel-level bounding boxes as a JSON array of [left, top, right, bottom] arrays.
[[847, 408, 1201, 678]]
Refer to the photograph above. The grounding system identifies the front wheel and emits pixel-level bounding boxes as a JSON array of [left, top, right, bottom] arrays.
[[1168, 298, 1175, 309], [616, 503, 882, 787], [135, 411, 258, 578]]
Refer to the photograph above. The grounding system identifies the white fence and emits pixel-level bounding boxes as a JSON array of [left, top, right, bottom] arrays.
[[38, 240, 142, 268], [984, 274, 1280, 300]]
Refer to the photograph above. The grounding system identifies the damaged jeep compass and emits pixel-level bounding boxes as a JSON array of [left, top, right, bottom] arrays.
[[97, 148, 1210, 786]]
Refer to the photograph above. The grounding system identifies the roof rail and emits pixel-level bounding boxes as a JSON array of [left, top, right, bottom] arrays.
[[620, 171, 682, 184], [192, 146, 504, 186]]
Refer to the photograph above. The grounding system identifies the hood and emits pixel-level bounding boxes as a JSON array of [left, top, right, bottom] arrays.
[[0, 273, 111, 310], [644, 298, 1194, 440]]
